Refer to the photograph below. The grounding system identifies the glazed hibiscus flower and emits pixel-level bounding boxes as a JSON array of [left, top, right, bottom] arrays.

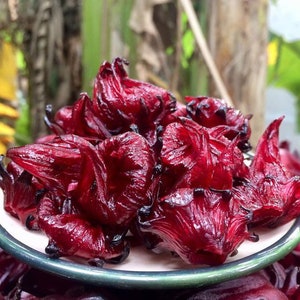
[[138, 188, 251, 265], [0, 157, 40, 230], [92, 57, 176, 145], [45, 58, 176, 147], [137, 117, 252, 265], [159, 118, 248, 196], [178, 271, 289, 299], [37, 193, 129, 262], [233, 117, 300, 227], [6, 135, 82, 192], [2, 57, 300, 268], [5, 132, 155, 261], [279, 141, 300, 177], [0, 248, 30, 297], [45, 93, 111, 144], [185, 96, 252, 152], [72, 131, 155, 227]]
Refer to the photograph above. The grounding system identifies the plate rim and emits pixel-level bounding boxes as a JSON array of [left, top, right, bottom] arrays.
[[0, 217, 300, 289]]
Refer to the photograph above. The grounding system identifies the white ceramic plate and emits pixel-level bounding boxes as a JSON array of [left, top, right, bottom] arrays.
[[0, 190, 300, 289]]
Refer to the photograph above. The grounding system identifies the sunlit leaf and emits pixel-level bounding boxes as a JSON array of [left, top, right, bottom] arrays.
[[268, 36, 300, 98], [181, 13, 195, 69], [0, 103, 19, 119], [0, 42, 17, 101]]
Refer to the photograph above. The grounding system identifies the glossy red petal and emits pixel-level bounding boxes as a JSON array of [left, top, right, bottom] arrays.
[[251, 117, 286, 181], [92, 57, 176, 144], [185, 96, 252, 151], [51, 93, 111, 143], [0, 248, 30, 296], [279, 141, 300, 177], [74, 132, 155, 227], [180, 272, 288, 299], [38, 194, 127, 261], [160, 120, 214, 193], [160, 118, 248, 194], [0, 158, 40, 229], [139, 188, 250, 265], [233, 117, 300, 227], [6, 135, 83, 191]]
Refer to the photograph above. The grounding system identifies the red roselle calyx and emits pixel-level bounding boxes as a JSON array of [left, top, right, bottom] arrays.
[[2, 57, 300, 266]]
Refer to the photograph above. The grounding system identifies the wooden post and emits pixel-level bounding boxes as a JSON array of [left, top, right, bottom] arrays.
[[207, 0, 269, 146]]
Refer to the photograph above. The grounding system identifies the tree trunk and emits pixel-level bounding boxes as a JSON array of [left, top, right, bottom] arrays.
[[207, 0, 268, 147], [21, 0, 81, 140]]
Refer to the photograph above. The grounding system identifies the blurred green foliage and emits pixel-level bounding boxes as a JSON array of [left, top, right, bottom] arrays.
[[267, 35, 300, 129]]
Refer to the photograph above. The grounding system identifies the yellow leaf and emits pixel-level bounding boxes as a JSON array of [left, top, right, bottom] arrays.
[[0, 103, 19, 119], [0, 141, 7, 155], [0, 42, 17, 101], [268, 40, 279, 66], [0, 136, 14, 144], [0, 121, 15, 137]]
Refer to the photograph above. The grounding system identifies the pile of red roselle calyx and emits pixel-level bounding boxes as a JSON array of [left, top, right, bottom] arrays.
[[1, 57, 300, 266]]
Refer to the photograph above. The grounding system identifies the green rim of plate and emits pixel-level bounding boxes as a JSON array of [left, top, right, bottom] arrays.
[[0, 218, 300, 290]]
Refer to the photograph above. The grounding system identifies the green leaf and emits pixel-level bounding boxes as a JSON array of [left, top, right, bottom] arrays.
[[180, 12, 195, 69], [268, 37, 300, 98], [268, 35, 300, 130]]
